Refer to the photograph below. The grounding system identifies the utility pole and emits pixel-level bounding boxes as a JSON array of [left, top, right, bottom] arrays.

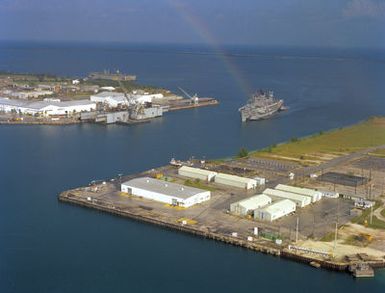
[[370, 205, 373, 225], [295, 217, 299, 243], [333, 221, 338, 257]]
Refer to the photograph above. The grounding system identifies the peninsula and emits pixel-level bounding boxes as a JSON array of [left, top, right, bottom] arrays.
[[0, 71, 218, 125], [59, 117, 385, 277]]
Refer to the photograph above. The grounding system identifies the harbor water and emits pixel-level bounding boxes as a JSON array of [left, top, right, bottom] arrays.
[[1, 42, 385, 292]]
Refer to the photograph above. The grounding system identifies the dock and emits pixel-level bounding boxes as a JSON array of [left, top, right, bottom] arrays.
[[58, 162, 385, 277]]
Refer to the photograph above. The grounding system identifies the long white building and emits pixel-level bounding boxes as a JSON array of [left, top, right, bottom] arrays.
[[0, 97, 96, 116], [275, 184, 322, 202], [214, 173, 257, 189], [263, 188, 311, 208], [230, 194, 272, 216], [121, 177, 211, 208], [255, 199, 296, 222], [90, 92, 128, 108], [178, 166, 217, 182]]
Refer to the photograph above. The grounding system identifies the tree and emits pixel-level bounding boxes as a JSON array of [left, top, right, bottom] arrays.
[[238, 147, 249, 158]]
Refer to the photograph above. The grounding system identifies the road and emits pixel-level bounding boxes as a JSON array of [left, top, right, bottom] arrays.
[[294, 144, 385, 179]]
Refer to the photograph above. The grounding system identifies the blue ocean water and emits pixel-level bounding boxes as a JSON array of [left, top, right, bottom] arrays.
[[0, 42, 385, 292]]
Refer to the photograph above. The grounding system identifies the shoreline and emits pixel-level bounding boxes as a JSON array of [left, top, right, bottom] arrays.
[[58, 190, 385, 274], [0, 99, 219, 126]]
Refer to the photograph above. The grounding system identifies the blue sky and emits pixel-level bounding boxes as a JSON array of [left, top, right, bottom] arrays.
[[1, 0, 385, 48]]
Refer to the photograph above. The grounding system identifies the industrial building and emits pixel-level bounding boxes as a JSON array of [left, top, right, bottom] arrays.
[[10, 90, 54, 99], [263, 188, 311, 208], [214, 173, 258, 189], [255, 199, 296, 222], [178, 166, 217, 182], [230, 194, 272, 216], [121, 177, 211, 208], [90, 91, 164, 108], [0, 97, 96, 116], [90, 92, 128, 108], [275, 184, 322, 202]]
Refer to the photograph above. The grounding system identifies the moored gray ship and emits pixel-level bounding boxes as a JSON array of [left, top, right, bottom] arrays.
[[239, 90, 286, 122]]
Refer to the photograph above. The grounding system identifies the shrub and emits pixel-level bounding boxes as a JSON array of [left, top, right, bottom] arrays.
[[238, 147, 249, 158]]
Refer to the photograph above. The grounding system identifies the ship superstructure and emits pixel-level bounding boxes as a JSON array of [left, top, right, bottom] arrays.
[[239, 90, 285, 122]]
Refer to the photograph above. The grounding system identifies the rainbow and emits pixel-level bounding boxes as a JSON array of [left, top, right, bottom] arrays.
[[167, 0, 252, 98]]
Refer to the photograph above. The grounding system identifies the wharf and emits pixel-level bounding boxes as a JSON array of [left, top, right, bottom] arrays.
[[58, 164, 385, 277], [168, 98, 219, 111]]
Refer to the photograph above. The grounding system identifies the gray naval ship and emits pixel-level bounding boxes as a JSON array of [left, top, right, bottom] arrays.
[[239, 90, 286, 122]]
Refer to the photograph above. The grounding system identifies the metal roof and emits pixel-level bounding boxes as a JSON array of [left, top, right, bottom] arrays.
[[92, 91, 125, 97], [215, 173, 256, 184], [259, 199, 296, 214], [263, 188, 311, 205], [122, 177, 209, 199], [0, 97, 95, 110], [179, 166, 217, 176], [275, 184, 321, 197], [235, 194, 271, 210]]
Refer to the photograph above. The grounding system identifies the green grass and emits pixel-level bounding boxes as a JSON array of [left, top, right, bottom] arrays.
[[351, 202, 385, 230], [320, 231, 335, 242], [370, 149, 385, 158], [184, 179, 216, 192], [368, 216, 385, 229], [252, 117, 385, 164], [381, 208, 385, 218]]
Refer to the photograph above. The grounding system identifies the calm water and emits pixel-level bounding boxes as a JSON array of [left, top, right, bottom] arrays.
[[1, 42, 385, 292]]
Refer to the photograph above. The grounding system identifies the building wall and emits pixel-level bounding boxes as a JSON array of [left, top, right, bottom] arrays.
[[178, 167, 217, 182], [121, 184, 210, 208], [275, 184, 322, 202], [263, 189, 311, 208], [214, 174, 256, 189], [230, 196, 272, 216], [255, 201, 296, 222]]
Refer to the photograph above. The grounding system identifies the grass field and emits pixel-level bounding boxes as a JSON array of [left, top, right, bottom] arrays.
[[252, 117, 385, 165], [351, 202, 385, 230], [371, 149, 385, 158], [184, 179, 216, 192]]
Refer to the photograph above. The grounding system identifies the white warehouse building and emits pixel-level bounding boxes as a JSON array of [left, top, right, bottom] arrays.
[[121, 177, 211, 208], [178, 166, 217, 182], [0, 97, 96, 116], [275, 184, 322, 203], [214, 173, 257, 189], [263, 188, 311, 208], [90, 92, 128, 108], [230, 194, 272, 216], [255, 199, 296, 222]]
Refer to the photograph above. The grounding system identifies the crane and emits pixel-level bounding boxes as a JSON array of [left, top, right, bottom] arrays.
[[178, 87, 199, 104], [118, 80, 144, 118]]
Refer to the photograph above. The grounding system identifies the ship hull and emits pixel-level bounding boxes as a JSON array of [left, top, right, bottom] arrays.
[[240, 100, 284, 122]]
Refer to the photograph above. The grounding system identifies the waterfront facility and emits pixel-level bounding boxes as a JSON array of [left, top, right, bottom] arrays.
[[230, 194, 272, 216], [0, 97, 96, 116], [178, 166, 218, 182], [254, 199, 296, 222], [263, 188, 311, 208], [90, 92, 128, 108], [121, 177, 211, 208], [214, 173, 258, 189], [275, 184, 322, 202]]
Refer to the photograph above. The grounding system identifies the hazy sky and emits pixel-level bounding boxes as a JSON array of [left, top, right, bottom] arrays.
[[1, 0, 385, 48]]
